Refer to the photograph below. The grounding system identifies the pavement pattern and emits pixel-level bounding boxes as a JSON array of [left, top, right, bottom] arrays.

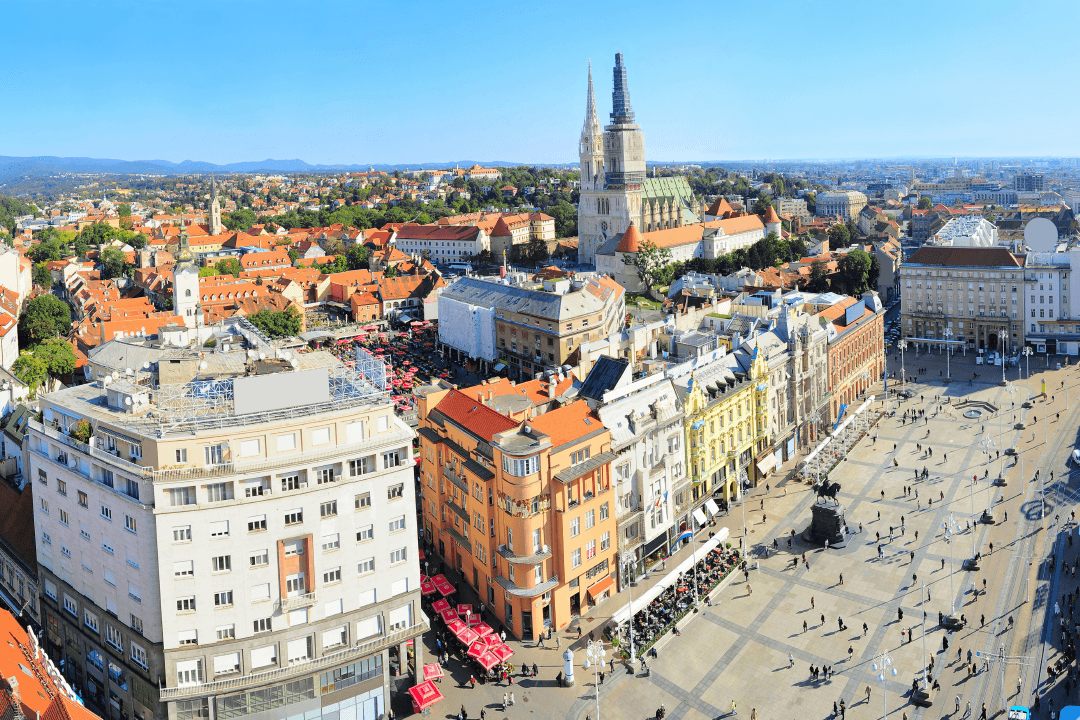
[[411, 349, 1080, 720]]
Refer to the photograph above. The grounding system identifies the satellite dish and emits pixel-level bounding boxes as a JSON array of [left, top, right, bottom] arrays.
[[1024, 217, 1058, 252], [142, 361, 150, 369], [124, 397, 132, 405], [126, 368, 133, 375], [259, 352, 266, 360], [199, 361, 208, 370], [290, 359, 298, 368], [111, 371, 119, 380]]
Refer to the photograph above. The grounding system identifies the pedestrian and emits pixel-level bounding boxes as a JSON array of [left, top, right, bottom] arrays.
[[509, 692, 515, 706], [731, 699, 737, 716], [501, 630, 507, 642], [955, 695, 961, 713], [866, 685, 872, 701], [470, 675, 476, 689], [608, 659, 612, 674], [750, 709, 757, 720], [789, 653, 794, 668], [502, 693, 507, 711], [811, 596, 815, 609], [839, 573, 844, 585], [821, 613, 825, 626], [556, 636, 560, 649], [863, 622, 868, 637], [803, 619, 808, 633], [577, 626, 582, 639], [848, 645, 853, 661], [538, 634, 546, 648]]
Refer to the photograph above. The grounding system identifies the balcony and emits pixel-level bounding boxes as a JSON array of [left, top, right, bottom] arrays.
[[444, 497, 469, 523], [442, 464, 468, 494], [276, 591, 317, 612], [30, 420, 149, 478], [159, 619, 429, 700], [493, 573, 559, 598], [497, 544, 552, 565]]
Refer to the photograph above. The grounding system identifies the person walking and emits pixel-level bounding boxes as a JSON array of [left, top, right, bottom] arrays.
[[811, 596, 815, 609], [509, 692, 515, 706], [839, 573, 844, 585], [862, 622, 868, 637], [502, 692, 507, 711], [848, 645, 854, 661], [803, 619, 808, 633], [730, 699, 737, 716], [789, 653, 794, 668]]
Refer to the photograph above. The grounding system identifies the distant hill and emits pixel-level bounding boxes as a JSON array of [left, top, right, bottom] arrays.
[[0, 155, 545, 183]]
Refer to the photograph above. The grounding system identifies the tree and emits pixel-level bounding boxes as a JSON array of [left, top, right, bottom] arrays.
[[868, 253, 881, 291], [828, 223, 850, 248], [837, 249, 872, 295], [288, 248, 299, 264], [917, 196, 932, 210], [19, 294, 71, 347], [346, 244, 370, 271], [223, 208, 257, 231], [845, 217, 859, 243], [547, 200, 578, 238], [12, 353, 48, 397], [34, 338, 76, 377], [526, 235, 548, 264], [248, 306, 301, 338], [806, 260, 830, 292], [625, 239, 673, 290], [214, 258, 242, 278], [803, 192, 816, 215], [117, 203, 131, 218], [753, 196, 774, 216], [100, 246, 126, 279], [385, 265, 399, 278], [32, 262, 51, 288]]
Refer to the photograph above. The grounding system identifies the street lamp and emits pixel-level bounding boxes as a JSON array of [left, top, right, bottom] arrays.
[[920, 583, 929, 691], [899, 340, 908, 388], [619, 555, 637, 664], [1022, 346, 1033, 399], [585, 639, 606, 720], [941, 515, 959, 617], [871, 650, 898, 720], [943, 328, 953, 380], [980, 434, 995, 522]]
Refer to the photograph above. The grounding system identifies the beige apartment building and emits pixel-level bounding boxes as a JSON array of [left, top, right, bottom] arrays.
[[900, 246, 1023, 354], [815, 190, 868, 220], [30, 329, 423, 720]]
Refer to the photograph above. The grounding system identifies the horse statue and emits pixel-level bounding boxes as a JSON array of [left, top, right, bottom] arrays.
[[814, 481, 842, 505]]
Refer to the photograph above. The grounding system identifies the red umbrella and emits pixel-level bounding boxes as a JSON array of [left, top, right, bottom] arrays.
[[445, 619, 466, 635], [432, 599, 451, 613], [421, 581, 437, 596], [430, 574, 448, 586], [418, 549, 425, 560], [440, 608, 458, 623], [467, 641, 487, 659], [436, 583, 455, 597], [422, 663, 444, 682], [490, 643, 514, 662], [456, 627, 480, 645], [472, 622, 495, 637], [457, 604, 473, 617], [408, 680, 443, 712], [476, 651, 500, 671]]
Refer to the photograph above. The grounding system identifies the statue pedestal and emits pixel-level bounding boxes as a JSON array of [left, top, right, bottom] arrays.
[[801, 502, 850, 548]]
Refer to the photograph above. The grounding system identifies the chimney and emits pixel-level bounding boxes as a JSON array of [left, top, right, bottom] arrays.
[[547, 380, 556, 399]]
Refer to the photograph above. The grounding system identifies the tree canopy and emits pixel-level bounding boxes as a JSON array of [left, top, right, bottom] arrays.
[[100, 246, 127, 279], [223, 208, 257, 231], [835, 249, 872, 295], [32, 262, 51, 288], [625, 239, 673, 290], [248, 306, 301, 338], [917, 196, 933, 210], [828, 223, 850, 248], [19, 294, 72, 348]]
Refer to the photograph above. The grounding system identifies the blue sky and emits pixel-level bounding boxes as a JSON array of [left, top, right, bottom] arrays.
[[4, 0, 1078, 165]]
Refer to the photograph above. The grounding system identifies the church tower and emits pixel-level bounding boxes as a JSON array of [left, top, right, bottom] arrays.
[[172, 226, 202, 329], [577, 53, 645, 267], [209, 175, 223, 236]]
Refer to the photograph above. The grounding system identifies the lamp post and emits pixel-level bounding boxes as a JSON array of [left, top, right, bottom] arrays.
[[943, 328, 953, 380], [738, 468, 749, 550], [980, 434, 995, 521], [619, 554, 636, 664], [942, 515, 959, 616], [1023, 346, 1033, 400], [585, 640, 606, 720], [920, 583, 929, 690], [871, 649, 898, 720], [899, 340, 908, 388]]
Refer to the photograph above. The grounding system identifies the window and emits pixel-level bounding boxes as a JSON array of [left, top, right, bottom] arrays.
[[39, 498, 48, 514], [285, 573, 306, 595], [585, 509, 595, 530], [356, 525, 374, 542], [316, 467, 335, 485], [312, 427, 331, 445], [247, 515, 267, 532], [124, 514, 137, 534], [209, 520, 230, 538], [245, 478, 270, 497], [276, 433, 296, 451], [63, 594, 77, 616], [323, 567, 341, 584], [388, 605, 412, 632], [204, 445, 223, 465], [102, 540, 114, 555], [57, 479, 67, 496], [174, 560, 194, 578], [77, 491, 88, 508], [82, 609, 99, 632], [358, 557, 375, 575], [216, 625, 235, 641], [130, 642, 148, 670], [586, 539, 596, 560], [41, 531, 51, 545], [253, 617, 272, 634], [283, 539, 304, 557], [382, 449, 402, 468], [570, 517, 580, 537], [37, 469, 47, 486], [288, 637, 312, 665], [249, 549, 269, 567], [214, 591, 234, 607], [58, 509, 69, 525], [212, 555, 232, 573], [284, 508, 303, 525], [502, 455, 540, 476], [178, 630, 198, 646], [250, 584, 271, 602], [350, 457, 375, 476], [175, 448, 187, 463], [600, 501, 609, 521], [206, 482, 233, 502], [600, 531, 610, 551], [128, 583, 141, 603], [281, 474, 305, 491], [173, 525, 192, 543], [214, 652, 240, 675], [129, 613, 143, 633], [390, 547, 407, 565], [357, 615, 382, 639], [570, 448, 591, 465], [388, 483, 404, 501], [321, 533, 340, 551], [571, 548, 581, 568], [320, 500, 338, 518], [534, 564, 543, 583], [251, 644, 277, 668], [169, 487, 195, 506], [355, 492, 371, 510], [389, 515, 406, 533]]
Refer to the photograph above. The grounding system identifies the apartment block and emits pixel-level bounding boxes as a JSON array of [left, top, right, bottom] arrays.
[[30, 335, 424, 720]]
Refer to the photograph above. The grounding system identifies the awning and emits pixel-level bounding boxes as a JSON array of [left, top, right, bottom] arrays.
[[756, 453, 777, 475], [493, 362, 507, 372], [422, 663, 444, 681], [408, 681, 443, 712], [705, 498, 720, 516], [587, 575, 615, 601], [692, 508, 708, 527]]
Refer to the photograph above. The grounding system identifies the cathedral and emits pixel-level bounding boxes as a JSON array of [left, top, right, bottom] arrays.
[[577, 53, 704, 266]]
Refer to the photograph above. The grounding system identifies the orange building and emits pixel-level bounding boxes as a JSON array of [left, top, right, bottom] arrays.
[[821, 293, 886, 425], [417, 379, 617, 640]]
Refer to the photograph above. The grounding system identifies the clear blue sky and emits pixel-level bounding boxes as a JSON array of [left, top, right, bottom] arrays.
[[4, 0, 1078, 165]]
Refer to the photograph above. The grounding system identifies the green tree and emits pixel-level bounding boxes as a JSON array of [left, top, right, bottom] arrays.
[[806, 260, 830, 292], [32, 262, 51, 288], [624, 239, 673, 290], [100, 246, 126, 279], [385, 265, 399, 278], [345, 244, 370, 270], [917, 196, 932, 210], [803, 192, 816, 214], [828, 223, 850, 248], [837, 249, 872, 294], [868, 253, 881, 291], [19, 294, 71, 347], [288, 248, 299, 264], [527, 235, 548, 264], [214, 258, 242, 277], [223, 208, 257, 231], [248, 306, 301, 338], [34, 337, 76, 376], [12, 353, 48, 397], [753, 196, 774, 216], [117, 203, 131, 218], [547, 200, 578, 238]]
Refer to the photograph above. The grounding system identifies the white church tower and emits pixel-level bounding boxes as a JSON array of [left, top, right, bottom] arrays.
[[577, 53, 645, 266], [172, 227, 202, 328], [209, 175, 223, 236]]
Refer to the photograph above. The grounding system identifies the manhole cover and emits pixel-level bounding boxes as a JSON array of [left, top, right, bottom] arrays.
[[963, 409, 982, 419]]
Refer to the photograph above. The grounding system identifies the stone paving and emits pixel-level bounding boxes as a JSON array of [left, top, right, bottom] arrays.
[[415, 349, 1080, 720]]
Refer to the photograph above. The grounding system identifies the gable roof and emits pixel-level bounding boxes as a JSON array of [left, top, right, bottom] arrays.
[[434, 390, 519, 441]]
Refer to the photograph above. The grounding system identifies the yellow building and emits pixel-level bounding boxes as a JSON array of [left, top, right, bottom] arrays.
[[678, 349, 769, 505]]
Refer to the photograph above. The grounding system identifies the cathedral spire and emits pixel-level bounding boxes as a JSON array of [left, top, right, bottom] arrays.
[[610, 52, 635, 124], [582, 60, 600, 138]]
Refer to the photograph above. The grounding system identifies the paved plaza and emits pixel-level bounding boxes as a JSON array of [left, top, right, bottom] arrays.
[[415, 349, 1080, 720]]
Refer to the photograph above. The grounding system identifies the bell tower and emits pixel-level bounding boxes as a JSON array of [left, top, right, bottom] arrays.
[[209, 175, 223, 236]]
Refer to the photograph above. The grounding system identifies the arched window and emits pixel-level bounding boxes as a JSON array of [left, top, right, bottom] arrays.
[[185, 289, 191, 297]]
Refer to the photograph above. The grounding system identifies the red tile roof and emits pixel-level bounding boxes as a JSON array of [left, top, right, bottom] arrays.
[[906, 246, 1021, 268], [434, 390, 519, 441]]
